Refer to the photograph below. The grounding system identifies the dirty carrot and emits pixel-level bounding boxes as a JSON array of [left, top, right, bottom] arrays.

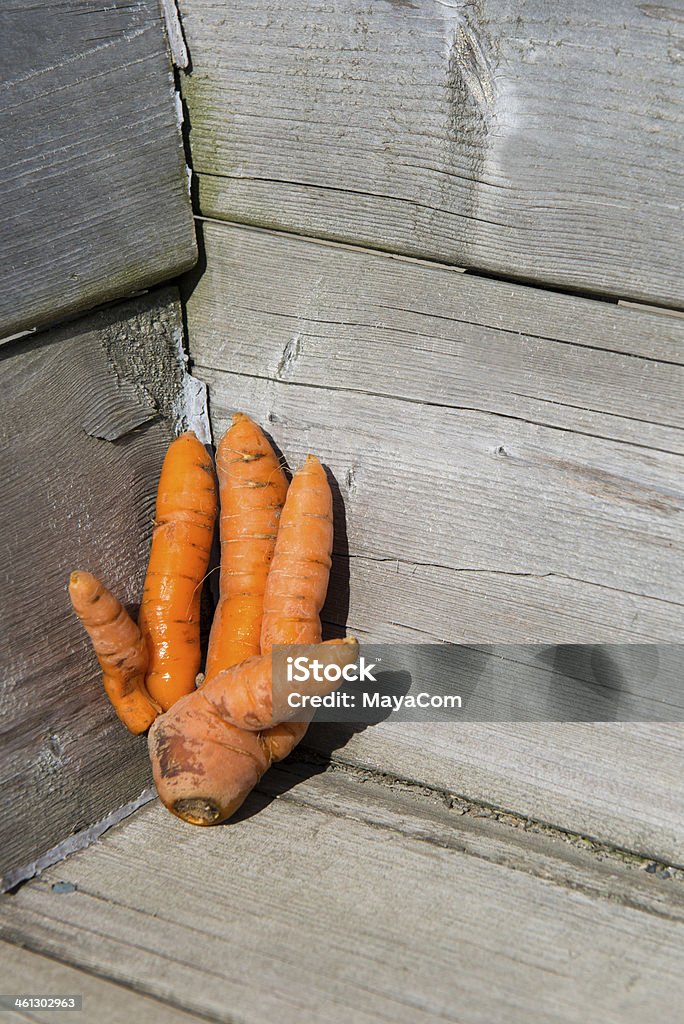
[[149, 452, 342, 825], [148, 639, 357, 824], [204, 413, 288, 680], [138, 431, 218, 712], [69, 571, 159, 734], [203, 637, 357, 732]]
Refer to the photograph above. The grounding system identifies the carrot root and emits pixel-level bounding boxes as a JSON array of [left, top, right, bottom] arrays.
[[205, 413, 288, 679], [260, 454, 333, 654], [205, 638, 358, 731], [139, 431, 218, 711], [148, 639, 357, 824], [68, 571, 159, 735], [148, 437, 342, 825]]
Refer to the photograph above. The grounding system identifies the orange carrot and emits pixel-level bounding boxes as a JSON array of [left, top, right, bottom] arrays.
[[69, 571, 159, 734], [138, 431, 218, 712], [149, 452, 341, 825], [205, 414, 288, 679], [256, 453, 335, 762], [148, 639, 357, 824], [260, 455, 333, 653], [202, 638, 356, 731]]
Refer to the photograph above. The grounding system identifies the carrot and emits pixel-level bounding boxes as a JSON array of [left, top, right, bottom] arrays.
[[202, 637, 357, 731], [149, 452, 342, 825], [148, 639, 357, 824], [205, 414, 288, 680], [256, 455, 334, 761], [138, 431, 218, 712], [68, 571, 159, 734], [260, 454, 333, 653]]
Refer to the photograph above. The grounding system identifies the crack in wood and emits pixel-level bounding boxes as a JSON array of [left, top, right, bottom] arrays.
[[195, 364, 684, 457]]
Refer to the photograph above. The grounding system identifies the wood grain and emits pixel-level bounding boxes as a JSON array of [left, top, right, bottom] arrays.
[[0, 941, 203, 1023], [0, 1, 196, 339], [1, 767, 683, 1023], [184, 220, 684, 861], [186, 222, 684, 623], [179, 0, 683, 305], [0, 289, 189, 886]]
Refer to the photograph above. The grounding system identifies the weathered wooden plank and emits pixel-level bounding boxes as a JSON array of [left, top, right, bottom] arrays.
[[0, 941, 204, 1023], [0, 288, 201, 887], [305, 716, 684, 864], [203, 367, 684, 860], [188, 223, 684, 453], [1, 768, 683, 1024], [184, 221, 684, 861], [178, 0, 684, 306], [186, 222, 684, 619], [0, 1, 196, 339]]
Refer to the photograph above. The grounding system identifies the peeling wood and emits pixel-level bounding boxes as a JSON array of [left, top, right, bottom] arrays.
[[161, 0, 190, 69]]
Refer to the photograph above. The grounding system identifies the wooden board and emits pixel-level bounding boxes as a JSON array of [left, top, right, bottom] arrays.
[[184, 221, 684, 862], [0, 288, 192, 888], [0, 941, 203, 1023], [0, 1, 196, 339], [1, 765, 683, 1023], [178, 0, 683, 306], [186, 222, 684, 626]]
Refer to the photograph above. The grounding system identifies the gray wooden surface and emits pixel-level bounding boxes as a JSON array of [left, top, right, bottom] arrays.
[[1, 763, 683, 1024], [0, 288, 192, 887], [0, 0, 196, 339], [0, 941, 203, 1024], [186, 222, 684, 630], [183, 220, 684, 863], [179, 0, 683, 306]]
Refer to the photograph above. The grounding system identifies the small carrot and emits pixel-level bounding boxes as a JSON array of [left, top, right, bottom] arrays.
[[138, 431, 218, 711], [69, 571, 159, 734], [260, 454, 333, 653], [205, 414, 288, 680], [148, 639, 358, 824]]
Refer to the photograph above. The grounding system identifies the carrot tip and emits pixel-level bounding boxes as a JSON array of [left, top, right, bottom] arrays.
[[231, 412, 250, 425], [173, 797, 222, 826], [305, 453, 320, 464]]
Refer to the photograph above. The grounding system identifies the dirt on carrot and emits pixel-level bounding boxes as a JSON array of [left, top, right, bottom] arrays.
[[148, 638, 357, 824]]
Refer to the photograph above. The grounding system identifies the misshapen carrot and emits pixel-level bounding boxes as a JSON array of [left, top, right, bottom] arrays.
[[205, 414, 288, 679], [138, 431, 218, 711], [69, 571, 159, 734], [260, 455, 333, 653], [148, 639, 357, 824], [203, 637, 357, 731], [149, 452, 342, 825]]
